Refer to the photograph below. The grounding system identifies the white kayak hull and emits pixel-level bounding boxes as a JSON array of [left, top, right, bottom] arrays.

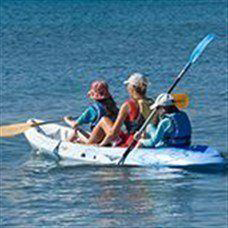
[[23, 119, 224, 167]]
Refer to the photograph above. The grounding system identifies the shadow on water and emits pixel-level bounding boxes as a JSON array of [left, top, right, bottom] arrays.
[[169, 162, 228, 174], [50, 164, 228, 178]]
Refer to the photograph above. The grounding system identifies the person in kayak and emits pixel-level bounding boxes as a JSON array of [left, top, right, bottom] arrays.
[[136, 93, 192, 148], [86, 73, 154, 147], [64, 80, 119, 142]]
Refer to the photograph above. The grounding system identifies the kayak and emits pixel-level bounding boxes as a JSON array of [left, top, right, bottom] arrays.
[[23, 119, 224, 167]]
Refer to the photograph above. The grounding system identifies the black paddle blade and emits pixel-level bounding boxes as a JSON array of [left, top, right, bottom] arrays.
[[118, 141, 136, 166], [118, 155, 127, 166]]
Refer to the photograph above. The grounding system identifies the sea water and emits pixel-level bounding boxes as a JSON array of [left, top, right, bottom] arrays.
[[1, 0, 227, 227]]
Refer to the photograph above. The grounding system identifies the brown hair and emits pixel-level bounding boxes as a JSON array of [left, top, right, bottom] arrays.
[[162, 105, 179, 114], [133, 82, 147, 96], [97, 97, 119, 118]]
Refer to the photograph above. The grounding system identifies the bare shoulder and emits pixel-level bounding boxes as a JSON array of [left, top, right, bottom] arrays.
[[114, 101, 129, 121], [120, 101, 130, 112]]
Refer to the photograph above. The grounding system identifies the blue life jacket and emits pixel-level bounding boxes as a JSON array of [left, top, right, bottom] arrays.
[[163, 111, 192, 147], [90, 102, 107, 130]]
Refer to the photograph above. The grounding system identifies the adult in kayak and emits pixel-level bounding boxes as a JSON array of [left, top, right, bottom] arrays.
[[136, 93, 192, 148], [64, 80, 119, 142], [87, 73, 154, 147]]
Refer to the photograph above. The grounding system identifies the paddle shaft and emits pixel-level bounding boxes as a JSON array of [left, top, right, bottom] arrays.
[[32, 115, 79, 126], [167, 62, 191, 93], [31, 119, 64, 127], [29, 116, 81, 129]]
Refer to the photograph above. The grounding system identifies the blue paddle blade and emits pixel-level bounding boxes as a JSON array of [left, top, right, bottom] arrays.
[[189, 34, 215, 63]]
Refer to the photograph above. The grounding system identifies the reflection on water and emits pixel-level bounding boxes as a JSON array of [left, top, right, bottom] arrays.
[[1, 152, 227, 227]]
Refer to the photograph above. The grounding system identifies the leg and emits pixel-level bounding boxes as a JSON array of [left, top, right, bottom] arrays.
[[66, 128, 91, 143], [66, 129, 78, 142], [87, 117, 114, 144], [76, 128, 91, 143]]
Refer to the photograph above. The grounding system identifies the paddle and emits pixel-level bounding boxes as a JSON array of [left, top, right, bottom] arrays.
[[0, 117, 78, 138], [172, 94, 189, 109], [118, 34, 215, 165], [0, 119, 62, 137]]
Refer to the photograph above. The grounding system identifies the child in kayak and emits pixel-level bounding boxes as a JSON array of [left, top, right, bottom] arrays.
[[64, 80, 119, 142], [137, 93, 192, 148], [86, 73, 154, 147]]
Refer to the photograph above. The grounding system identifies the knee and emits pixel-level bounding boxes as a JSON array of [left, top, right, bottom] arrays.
[[99, 117, 110, 126], [101, 116, 110, 122]]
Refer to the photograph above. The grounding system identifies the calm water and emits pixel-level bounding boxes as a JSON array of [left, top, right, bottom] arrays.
[[1, 0, 228, 227]]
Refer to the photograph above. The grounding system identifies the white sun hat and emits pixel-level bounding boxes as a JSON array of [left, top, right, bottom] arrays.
[[123, 73, 149, 87], [150, 93, 174, 110]]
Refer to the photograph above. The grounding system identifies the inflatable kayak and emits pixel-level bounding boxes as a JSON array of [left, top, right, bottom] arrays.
[[23, 119, 224, 167]]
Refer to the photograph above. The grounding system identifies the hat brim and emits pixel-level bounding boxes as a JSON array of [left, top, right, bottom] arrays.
[[123, 80, 149, 86], [150, 103, 158, 110], [87, 90, 111, 100]]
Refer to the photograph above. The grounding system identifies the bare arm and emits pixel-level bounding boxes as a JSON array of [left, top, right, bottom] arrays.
[[64, 117, 79, 129]]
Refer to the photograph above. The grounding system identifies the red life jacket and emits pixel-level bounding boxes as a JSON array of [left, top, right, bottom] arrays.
[[126, 99, 139, 121], [118, 99, 142, 147], [124, 99, 143, 134]]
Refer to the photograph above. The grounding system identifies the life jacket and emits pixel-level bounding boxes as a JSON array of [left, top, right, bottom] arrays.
[[124, 99, 144, 134], [90, 102, 107, 130], [137, 98, 154, 120], [162, 111, 192, 147], [117, 98, 153, 147]]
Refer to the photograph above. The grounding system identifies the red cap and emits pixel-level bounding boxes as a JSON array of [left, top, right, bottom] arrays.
[[87, 80, 111, 100]]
